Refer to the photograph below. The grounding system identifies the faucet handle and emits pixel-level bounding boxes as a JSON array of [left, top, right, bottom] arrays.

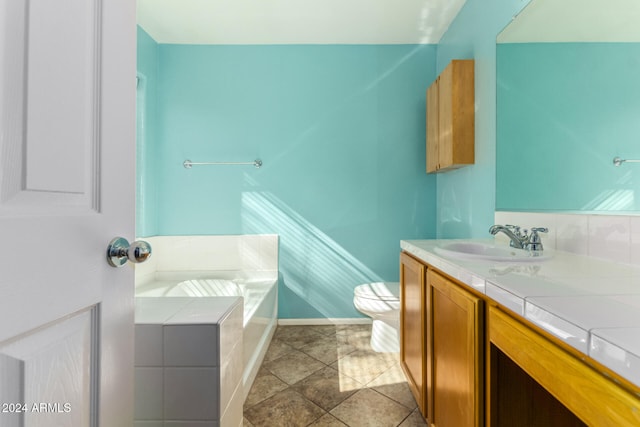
[[531, 227, 548, 234], [527, 227, 549, 252]]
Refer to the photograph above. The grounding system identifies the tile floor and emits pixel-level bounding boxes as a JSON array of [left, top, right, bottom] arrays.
[[243, 324, 428, 427]]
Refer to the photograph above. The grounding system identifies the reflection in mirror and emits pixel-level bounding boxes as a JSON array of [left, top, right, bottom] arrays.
[[496, 0, 640, 213]]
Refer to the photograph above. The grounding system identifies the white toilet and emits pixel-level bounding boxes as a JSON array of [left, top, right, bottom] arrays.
[[353, 282, 400, 353]]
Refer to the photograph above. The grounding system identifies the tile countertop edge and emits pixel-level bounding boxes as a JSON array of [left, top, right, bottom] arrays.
[[400, 239, 640, 389], [135, 296, 243, 325]]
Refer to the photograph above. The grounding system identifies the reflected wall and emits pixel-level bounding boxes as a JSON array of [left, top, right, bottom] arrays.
[[496, 42, 640, 212]]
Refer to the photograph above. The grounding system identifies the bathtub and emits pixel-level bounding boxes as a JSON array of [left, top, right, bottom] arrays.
[[134, 234, 279, 403], [136, 272, 278, 397]]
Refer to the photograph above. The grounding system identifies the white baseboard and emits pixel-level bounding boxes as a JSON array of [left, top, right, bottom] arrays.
[[277, 318, 372, 326]]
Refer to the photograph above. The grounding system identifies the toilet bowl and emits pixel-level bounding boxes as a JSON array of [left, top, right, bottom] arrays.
[[353, 282, 400, 353]]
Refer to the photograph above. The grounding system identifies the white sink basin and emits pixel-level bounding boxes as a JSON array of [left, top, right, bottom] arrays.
[[434, 242, 552, 262]]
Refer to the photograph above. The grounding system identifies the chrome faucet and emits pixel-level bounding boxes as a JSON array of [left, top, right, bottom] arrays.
[[489, 224, 527, 249], [489, 224, 548, 252]]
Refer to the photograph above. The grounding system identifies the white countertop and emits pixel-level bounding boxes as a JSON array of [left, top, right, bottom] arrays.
[[401, 239, 640, 388]]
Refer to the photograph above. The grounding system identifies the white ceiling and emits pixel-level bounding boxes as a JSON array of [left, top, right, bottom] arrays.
[[137, 0, 466, 45], [498, 0, 640, 43]]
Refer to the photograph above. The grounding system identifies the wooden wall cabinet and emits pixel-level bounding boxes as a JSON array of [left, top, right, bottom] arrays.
[[426, 59, 475, 173]]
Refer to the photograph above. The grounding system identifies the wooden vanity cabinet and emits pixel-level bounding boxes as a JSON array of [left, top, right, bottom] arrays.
[[426, 59, 475, 173], [399, 252, 429, 417], [401, 249, 640, 426], [400, 253, 483, 426], [488, 306, 640, 426], [429, 269, 484, 427]]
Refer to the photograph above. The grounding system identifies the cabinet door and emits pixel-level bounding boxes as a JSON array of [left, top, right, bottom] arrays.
[[438, 64, 454, 169], [426, 80, 439, 173], [426, 59, 474, 174], [429, 270, 483, 427], [400, 252, 429, 417]]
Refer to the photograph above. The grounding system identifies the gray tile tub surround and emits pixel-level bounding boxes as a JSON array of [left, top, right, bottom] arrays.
[[134, 296, 244, 426]]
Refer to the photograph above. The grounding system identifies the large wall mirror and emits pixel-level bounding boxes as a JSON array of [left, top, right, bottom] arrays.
[[496, 0, 640, 213]]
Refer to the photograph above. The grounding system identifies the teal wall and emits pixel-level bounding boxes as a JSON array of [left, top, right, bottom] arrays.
[[497, 42, 640, 212], [137, 38, 437, 318], [434, 0, 530, 238], [137, 0, 537, 317], [136, 27, 159, 236]]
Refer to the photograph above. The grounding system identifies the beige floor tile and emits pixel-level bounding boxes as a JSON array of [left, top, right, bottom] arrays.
[[367, 363, 417, 410], [275, 325, 327, 349], [243, 416, 256, 427], [331, 350, 398, 385], [334, 325, 374, 351], [399, 409, 428, 427], [254, 366, 273, 378], [300, 334, 358, 365], [291, 366, 362, 411], [244, 373, 289, 409], [263, 339, 296, 363], [244, 388, 326, 427], [334, 324, 372, 335], [398, 409, 428, 426], [330, 389, 412, 427], [244, 326, 416, 427], [308, 413, 349, 426], [308, 325, 340, 336], [263, 349, 326, 385]]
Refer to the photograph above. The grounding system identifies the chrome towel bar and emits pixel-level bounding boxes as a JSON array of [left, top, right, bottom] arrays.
[[183, 159, 262, 169], [613, 157, 640, 166]]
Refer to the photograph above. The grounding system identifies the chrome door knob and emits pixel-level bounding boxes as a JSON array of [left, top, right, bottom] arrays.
[[107, 237, 152, 267]]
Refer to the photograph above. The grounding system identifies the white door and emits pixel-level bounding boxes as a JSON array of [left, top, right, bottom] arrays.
[[0, 0, 136, 426]]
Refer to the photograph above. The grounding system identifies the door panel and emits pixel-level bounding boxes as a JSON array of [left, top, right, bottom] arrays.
[[0, 0, 99, 213], [25, 0, 98, 195], [0, 308, 98, 427]]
